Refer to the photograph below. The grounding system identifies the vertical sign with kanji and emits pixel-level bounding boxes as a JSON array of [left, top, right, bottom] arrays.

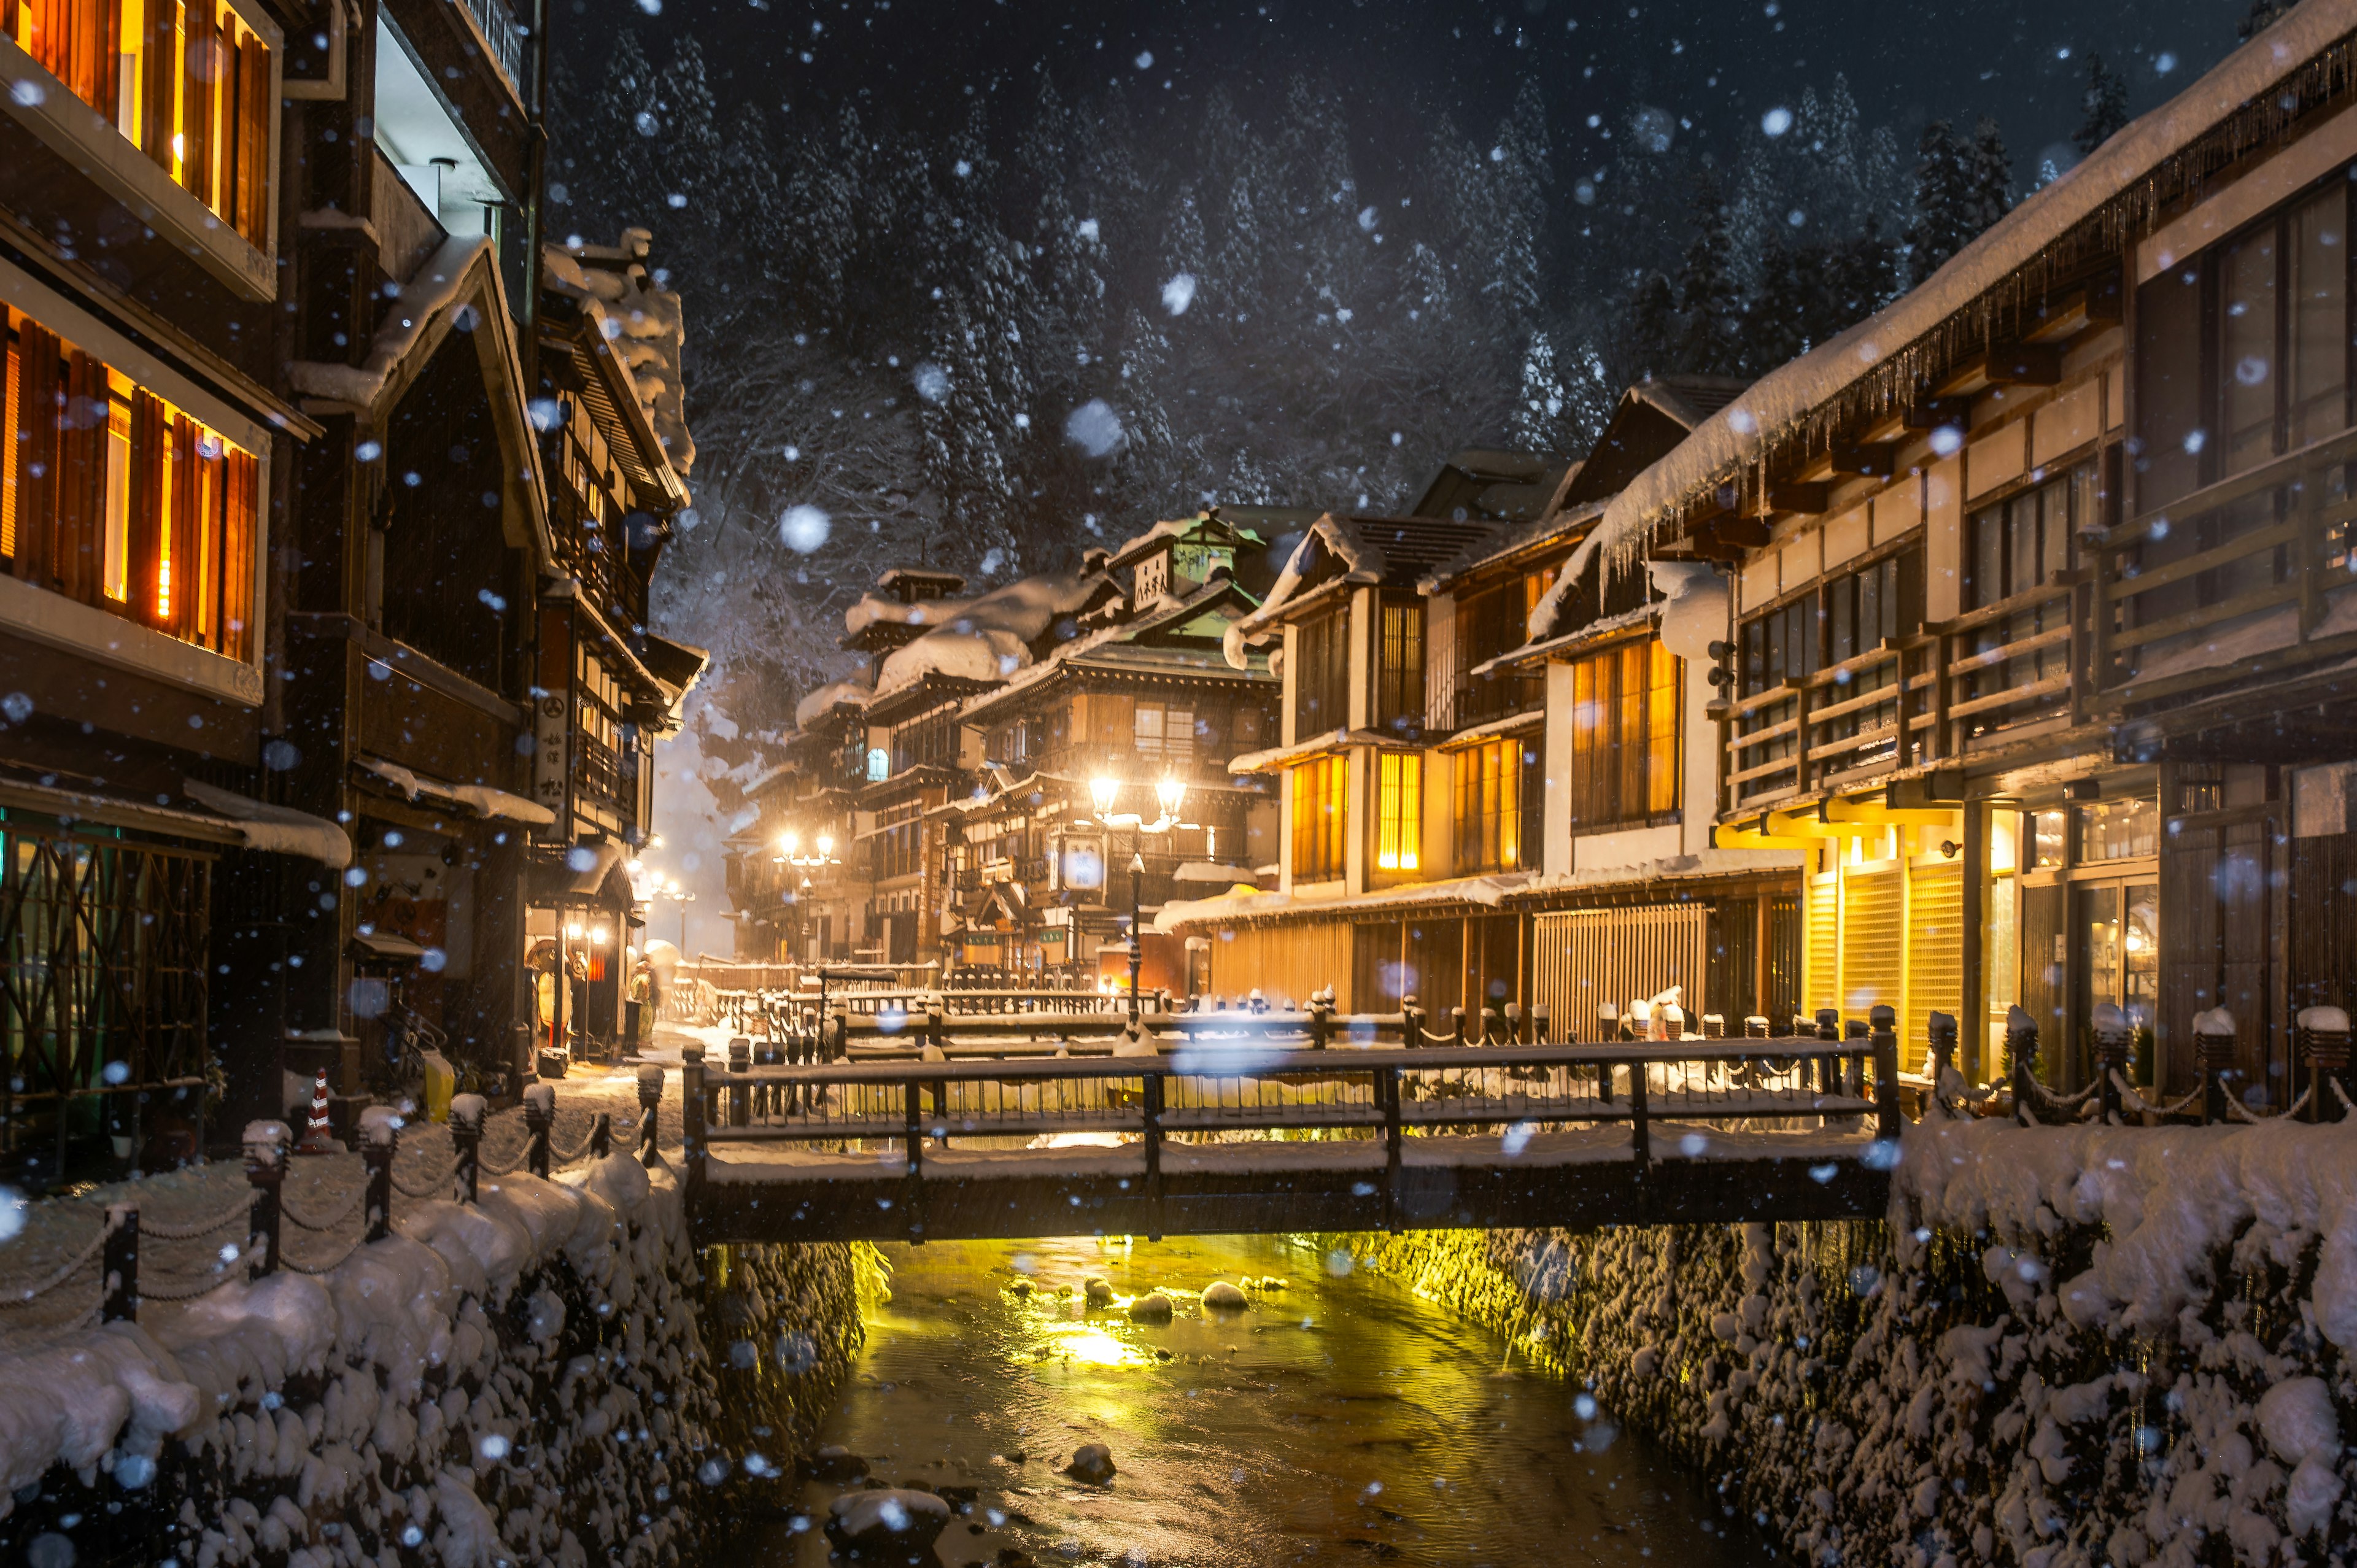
[[535, 603, 573, 841]]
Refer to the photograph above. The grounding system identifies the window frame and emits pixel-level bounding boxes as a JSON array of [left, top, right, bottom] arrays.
[[1566, 635, 1682, 835], [1374, 751, 1421, 873], [1290, 753, 1348, 882], [1292, 606, 1350, 738]]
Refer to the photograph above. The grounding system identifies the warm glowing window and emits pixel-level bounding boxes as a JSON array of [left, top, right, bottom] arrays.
[[1454, 736, 1540, 873], [1, 304, 258, 660], [1567, 638, 1681, 830], [1290, 754, 1347, 881], [1375, 751, 1421, 872], [6, 0, 274, 247]]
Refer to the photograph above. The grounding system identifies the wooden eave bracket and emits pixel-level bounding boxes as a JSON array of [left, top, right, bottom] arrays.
[[1934, 344, 2063, 398]]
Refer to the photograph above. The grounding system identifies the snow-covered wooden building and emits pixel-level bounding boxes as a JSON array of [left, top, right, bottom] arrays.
[[1591, 0, 2357, 1103]]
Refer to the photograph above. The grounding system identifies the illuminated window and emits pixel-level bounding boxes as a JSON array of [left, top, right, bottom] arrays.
[[1134, 701, 1194, 762], [6, 0, 275, 246], [1290, 754, 1347, 881], [1376, 752, 1421, 872], [1455, 736, 1540, 873], [1, 306, 257, 659], [1376, 600, 1424, 736], [1568, 638, 1681, 830]]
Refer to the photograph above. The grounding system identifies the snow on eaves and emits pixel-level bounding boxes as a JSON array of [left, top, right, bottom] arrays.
[[290, 236, 497, 412], [794, 674, 875, 730], [543, 231, 695, 477], [1588, 0, 2357, 574], [1155, 871, 1530, 932], [1222, 516, 1382, 670], [873, 570, 1116, 702]]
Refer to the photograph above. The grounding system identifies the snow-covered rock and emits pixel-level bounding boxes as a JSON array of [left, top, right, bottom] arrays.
[[1064, 1443, 1117, 1484], [1200, 1281, 1248, 1310], [1127, 1292, 1174, 1323], [826, 1487, 951, 1551]]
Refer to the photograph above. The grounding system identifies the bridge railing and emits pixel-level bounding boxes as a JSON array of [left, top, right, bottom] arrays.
[[678, 1019, 1902, 1231]]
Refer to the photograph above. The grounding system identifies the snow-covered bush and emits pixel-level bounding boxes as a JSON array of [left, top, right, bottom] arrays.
[[0, 1157, 863, 1567]]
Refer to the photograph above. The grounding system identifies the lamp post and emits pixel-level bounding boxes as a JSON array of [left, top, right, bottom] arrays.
[[1089, 774, 1187, 1021]]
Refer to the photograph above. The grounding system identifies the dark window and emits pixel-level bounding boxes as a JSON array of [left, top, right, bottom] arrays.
[[1376, 599, 1425, 736], [1294, 608, 1350, 735]]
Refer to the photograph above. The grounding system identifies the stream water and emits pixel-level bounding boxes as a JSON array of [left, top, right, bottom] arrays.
[[739, 1233, 1774, 1568]]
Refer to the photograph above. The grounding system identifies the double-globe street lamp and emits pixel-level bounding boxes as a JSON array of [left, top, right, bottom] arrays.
[[774, 831, 842, 965], [1088, 773, 1186, 1020]]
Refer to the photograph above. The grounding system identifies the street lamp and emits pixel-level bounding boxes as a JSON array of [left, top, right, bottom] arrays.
[[656, 878, 694, 952], [775, 830, 841, 868], [1089, 774, 1187, 1019]]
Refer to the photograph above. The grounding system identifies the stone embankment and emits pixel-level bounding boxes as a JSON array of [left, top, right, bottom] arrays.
[[1332, 1114, 2357, 1567]]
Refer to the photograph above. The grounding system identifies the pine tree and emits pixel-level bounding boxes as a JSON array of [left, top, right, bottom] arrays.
[[1966, 117, 2015, 234], [1509, 331, 1573, 455], [1674, 176, 1741, 376], [1624, 272, 1679, 381], [2073, 55, 2130, 156], [1743, 234, 1810, 375], [2240, 1, 2291, 41], [1906, 120, 1977, 284]]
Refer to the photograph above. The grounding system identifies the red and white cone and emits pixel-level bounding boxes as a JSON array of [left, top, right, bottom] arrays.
[[295, 1068, 338, 1156]]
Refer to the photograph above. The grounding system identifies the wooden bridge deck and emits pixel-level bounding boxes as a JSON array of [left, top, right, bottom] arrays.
[[676, 1035, 1905, 1245]]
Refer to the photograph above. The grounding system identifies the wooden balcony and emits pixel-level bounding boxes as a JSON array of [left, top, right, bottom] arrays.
[[1720, 427, 2357, 809]]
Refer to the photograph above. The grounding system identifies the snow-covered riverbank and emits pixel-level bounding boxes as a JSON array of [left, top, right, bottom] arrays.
[[0, 1141, 865, 1567], [1334, 1114, 2357, 1567]]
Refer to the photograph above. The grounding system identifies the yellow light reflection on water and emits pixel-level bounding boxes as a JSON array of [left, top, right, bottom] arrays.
[[1039, 1323, 1142, 1367]]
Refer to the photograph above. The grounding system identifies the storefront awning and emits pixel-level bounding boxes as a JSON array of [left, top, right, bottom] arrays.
[[0, 774, 350, 865]]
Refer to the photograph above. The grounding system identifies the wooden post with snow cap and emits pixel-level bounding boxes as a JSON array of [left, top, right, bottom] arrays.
[[2192, 1008, 2236, 1125], [1453, 1004, 1471, 1048], [1307, 992, 1331, 1051], [1843, 1018, 1868, 1100], [679, 1043, 708, 1190], [637, 1065, 664, 1164], [1869, 1005, 1901, 1143], [2296, 1006, 2351, 1122], [1400, 995, 1424, 1047], [2003, 1006, 2041, 1127], [1505, 1002, 1525, 1045], [448, 1095, 484, 1204], [1481, 1003, 1504, 1046], [727, 1037, 752, 1129], [1142, 1070, 1166, 1242], [1813, 1008, 1841, 1095], [2091, 1002, 2131, 1123], [102, 1202, 138, 1323], [1532, 1004, 1551, 1044], [359, 1106, 399, 1242], [590, 1113, 612, 1160], [1925, 1011, 1959, 1085], [243, 1120, 288, 1278], [523, 1082, 556, 1178]]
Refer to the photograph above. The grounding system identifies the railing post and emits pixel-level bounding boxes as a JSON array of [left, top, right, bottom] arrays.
[[590, 1112, 612, 1161], [242, 1120, 288, 1278], [102, 1203, 138, 1324], [2193, 1010, 2236, 1125], [360, 1108, 397, 1242], [1380, 1063, 1403, 1236], [926, 1002, 945, 1058], [1401, 995, 1423, 1048], [1843, 1018, 1868, 1100], [829, 1003, 849, 1062], [1869, 1004, 1901, 1143], [1814, 1008, 1840, 1094], [1531, 1005, 1550, 1045], [1743, 1014, 1769, 1089], [636, 1065, 665, 1163], [2004, 1006, 2040, 1127], [524, 1083, 555, 1178], [1454, 1005, 1471, 1048], [902, 1079, 925, 1245], [1143, 1070, 1166, 1242], [1309, 997, 1331, 1051], [1481, 1005, 1504, 1046], [1504, 1002, 1525, 1044], [2091, 1002, 2131, 1122], [727, 1037, 752, 1129], [680, 1044, 711, 1200], [448, 1095, 483, 1205], [2297, 1006, 2350, 1123], [1628, 1057, 1651, 1214]]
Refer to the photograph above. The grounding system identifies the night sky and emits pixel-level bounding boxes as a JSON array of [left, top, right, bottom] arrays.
[[562, 0, 2251, 191]]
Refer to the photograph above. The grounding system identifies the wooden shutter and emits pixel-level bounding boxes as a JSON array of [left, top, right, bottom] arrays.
[[11, 320, 58, 585], [1804, 871, 1836, 1018], [237, 32, 269, 241], [220, 446, 255, 660], [142, 0, 176, 169], [55, 349, 107, 603], [164, 412, 199, 636], [182, 4, 215, 207], [126, 389, 165, 626]]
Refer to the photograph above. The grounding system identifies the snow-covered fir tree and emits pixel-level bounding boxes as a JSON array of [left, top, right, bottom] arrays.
[[2074, 54, 2131, 156]]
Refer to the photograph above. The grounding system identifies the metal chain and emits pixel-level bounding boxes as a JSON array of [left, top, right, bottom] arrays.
[[2224, 1084, 2315, 1123], [281, 1235, 362, 1276], [280, 1185, 365, 1234], [0, 1222, 112, 1305], [138, 1198, 255, 1242], [390, 1162, 459, 1200], [2111, 1070, 2207, 1119]]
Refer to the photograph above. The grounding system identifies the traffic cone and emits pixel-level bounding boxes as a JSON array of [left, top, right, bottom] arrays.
[[295, 1068, 338, 1155]]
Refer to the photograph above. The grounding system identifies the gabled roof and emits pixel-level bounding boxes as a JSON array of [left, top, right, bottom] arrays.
[[1411, 449, 1576, 523], [1220, 511, 1500, 666], [1420, 501, 1606, 594], [961, 574, 1273, 727], [1106, 509, 1264, 572], [1560, 376, 1749, 508]]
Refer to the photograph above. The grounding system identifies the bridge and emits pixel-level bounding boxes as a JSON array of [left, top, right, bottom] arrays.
[[675, 1013, 1908, 1245]]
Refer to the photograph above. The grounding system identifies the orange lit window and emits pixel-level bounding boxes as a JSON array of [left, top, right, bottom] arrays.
[[6, 0, 273, 246], [1290, 754, 1348, 881], [1376, 752, 1420, 872], [1, 303, 258, 660]]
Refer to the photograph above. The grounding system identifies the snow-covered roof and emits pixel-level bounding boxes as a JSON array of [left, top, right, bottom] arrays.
[[1155, 871, 1531, 932], [872, 568, 1119, 705], [542, 230, 694, 477], [1420, 500, 1604, 594], [1584, 0, 2357, 579], [794, 674, 875, 731], [1222, 512, 1498, 668]]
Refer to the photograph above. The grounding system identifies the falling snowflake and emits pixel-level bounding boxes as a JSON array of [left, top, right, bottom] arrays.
[[1761, 106, 1794, 137], [1161, 272, 1197, 315], [1134, 50, 1153, 69], [913, 363, 951, 403], [1065, 400, 1125, 457], [780, 505, 831, 552]]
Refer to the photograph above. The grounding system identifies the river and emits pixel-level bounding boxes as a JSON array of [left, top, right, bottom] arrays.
[[741, 1232, 1773, 1568]]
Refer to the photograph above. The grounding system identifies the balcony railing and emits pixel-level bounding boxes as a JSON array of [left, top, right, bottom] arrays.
[[1438, 640, 1542, 734], [552, 490, 648, 630], [453, 0, 528, 94]]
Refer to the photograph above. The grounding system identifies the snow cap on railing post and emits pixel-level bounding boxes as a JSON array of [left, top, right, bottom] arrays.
[[102, 1202, 139, 1323], [243, 1120, 290, 1276], [1399, 994, 1423, 1046], [448, 1094, 486, 1203], [2191, 1007, 2237, 1125], [358, 1106, 401, 1242], [2004, 1005, 2041, 1127], [2295, 1006, 2351, 1124], [637, 1065, 665, 1165], [523, 1082, 557, 1178]]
